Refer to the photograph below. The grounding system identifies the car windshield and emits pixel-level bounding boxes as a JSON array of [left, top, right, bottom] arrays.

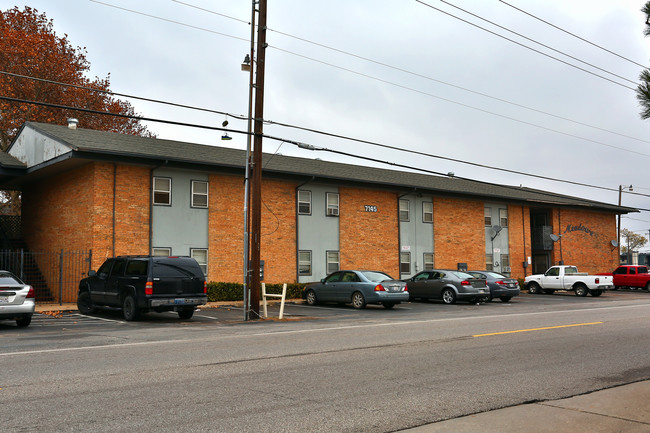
[[484, 272, 506, 279], [360, 271, 393, 282], [0, 272, 21, 284], [564, 267, 579, 275]]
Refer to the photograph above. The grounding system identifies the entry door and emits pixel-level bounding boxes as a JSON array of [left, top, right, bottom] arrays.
[[532, 254, 549, 275]]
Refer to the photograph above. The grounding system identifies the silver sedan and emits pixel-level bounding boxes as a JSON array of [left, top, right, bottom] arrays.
[[303, 270, 409, 309], [0, 271, 35, 327], [406, 270, 490, 304]]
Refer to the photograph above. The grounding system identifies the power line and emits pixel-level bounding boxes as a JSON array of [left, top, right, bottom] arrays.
[[4, 93, 650, 211], [172, 0, 650, 145], [414, 0, 637, 91], [498, 0, 648, 69], [86, 0, 650, 152], [439, 0, 638, 85], [269, 46, 650, 159], [88, 0, 248, 43], [6, 68, 650, 196]]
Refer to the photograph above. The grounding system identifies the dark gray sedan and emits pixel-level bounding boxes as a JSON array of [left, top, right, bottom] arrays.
[[303, 270, 409, 309], [406, 270, 489, 304], [468, 270, 520, 302]]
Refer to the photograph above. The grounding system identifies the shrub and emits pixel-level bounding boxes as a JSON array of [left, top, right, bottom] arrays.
[[207, 282, 305, 302]]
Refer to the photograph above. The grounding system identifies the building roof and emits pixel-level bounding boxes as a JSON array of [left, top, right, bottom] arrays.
[[1, 121, 636, 214]]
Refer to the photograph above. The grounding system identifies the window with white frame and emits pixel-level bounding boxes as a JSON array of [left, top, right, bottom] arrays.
[[422, 202, 433, 223], [486, 254, 494, 271], [399, 199, 409, 221], [499, 208, 508, 228], [153, 177, 171, 205], [484, 207, 492, 226], [501, 254, 510, 271], [298, 190, 311, 215], [191, 180, 208, 208], [400, 252, 411, 274], [326, 251, 340, 274], [326, 193, 339, 216], [298, 251, 312, 275], [152, 247, 171, 257], [191, 248, 208, 276], [423, 253, 434, 271]]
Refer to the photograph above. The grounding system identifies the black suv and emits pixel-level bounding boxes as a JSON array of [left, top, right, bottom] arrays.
[[77, 256, 208, 321]]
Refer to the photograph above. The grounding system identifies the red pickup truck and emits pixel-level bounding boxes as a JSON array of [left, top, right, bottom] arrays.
[[607, 265, 650, 290]]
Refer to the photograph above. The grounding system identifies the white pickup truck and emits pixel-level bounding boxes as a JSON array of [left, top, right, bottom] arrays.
[[525, 265, 614, 297]]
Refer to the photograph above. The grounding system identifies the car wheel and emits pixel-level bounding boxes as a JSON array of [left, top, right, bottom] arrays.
[[122, 293, 141, 321], [382, 302, 396, 309], [77, 291, 96, 315], [499, 296, 512, 302], [16, 314, 31, 328], [178, 307, 194, 320], [528, 282, 541, 294], [574, 284, 589, 297], [590, 289, 603, 297], [441, 289, 456, 304], [305, 289, 318, 306], [351, 291, 366, 309], [645, 282, 650, 291]]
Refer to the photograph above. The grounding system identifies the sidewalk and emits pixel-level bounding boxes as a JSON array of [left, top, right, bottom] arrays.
[[402, 380, 650, 432]]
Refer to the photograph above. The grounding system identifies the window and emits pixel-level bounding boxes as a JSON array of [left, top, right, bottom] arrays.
[[486, 254, 493, 271], [400, 252, 411, 274], [153, 247, 171, 257], [399, 199, 409, 221], [499, 208, 508, 228], [298, 190, 311, 215], [191, 181, 208, 208], [484, 207, 492, 226], [153, 177, 171, 205], [326, 251, 340, 274], [423, 253, 434, 271], [298, 251, 312, 275], [501, 254, 510, 271], [326, 193, 339, 216], [191, 249, 208, 276], [125, 259, 148, 277], [422, 202, 433, 223]]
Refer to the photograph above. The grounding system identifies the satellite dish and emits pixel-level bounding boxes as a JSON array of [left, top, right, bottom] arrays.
[[549, 234, 560, 242], [611, 240, 619, 247]]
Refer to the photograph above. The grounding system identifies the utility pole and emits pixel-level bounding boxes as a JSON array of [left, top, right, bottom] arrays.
[[249, 0, 267, 318], [241, 0, 257, 321]]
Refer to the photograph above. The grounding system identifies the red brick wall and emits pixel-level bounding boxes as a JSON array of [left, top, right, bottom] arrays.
[[507, 205, 532, 279], [21, 162, 150, 301], [22, 164, 94, 254], [434, 197, 485, 269], [339, 187, 399, 277], [551, 209, 618, 273], [208, 175, 297, 284]]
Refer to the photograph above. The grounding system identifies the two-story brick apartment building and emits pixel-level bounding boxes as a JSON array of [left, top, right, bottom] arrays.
[[0, 122, 635, 301]]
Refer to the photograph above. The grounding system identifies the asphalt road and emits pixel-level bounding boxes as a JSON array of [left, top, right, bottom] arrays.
[[2, 290, 650, 432]]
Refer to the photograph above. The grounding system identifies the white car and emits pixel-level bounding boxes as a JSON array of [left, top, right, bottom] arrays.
[[0, 271, 35, 327]]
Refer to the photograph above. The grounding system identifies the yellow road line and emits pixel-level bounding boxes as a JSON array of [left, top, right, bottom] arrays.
[[473, 322, 603, 337]]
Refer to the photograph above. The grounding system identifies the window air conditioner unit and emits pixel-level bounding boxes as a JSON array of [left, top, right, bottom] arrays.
[[327, 208, 339, 216], [503, 266, 511, 272]]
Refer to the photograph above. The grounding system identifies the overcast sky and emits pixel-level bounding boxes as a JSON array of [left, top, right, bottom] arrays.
[[5, 0, 650, 249]]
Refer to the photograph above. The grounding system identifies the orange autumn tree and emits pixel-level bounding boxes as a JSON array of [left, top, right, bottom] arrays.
[[0, 6, 155, 212]]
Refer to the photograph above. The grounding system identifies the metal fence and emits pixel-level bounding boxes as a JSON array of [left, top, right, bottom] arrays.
[[0, 249, 92, 304]]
